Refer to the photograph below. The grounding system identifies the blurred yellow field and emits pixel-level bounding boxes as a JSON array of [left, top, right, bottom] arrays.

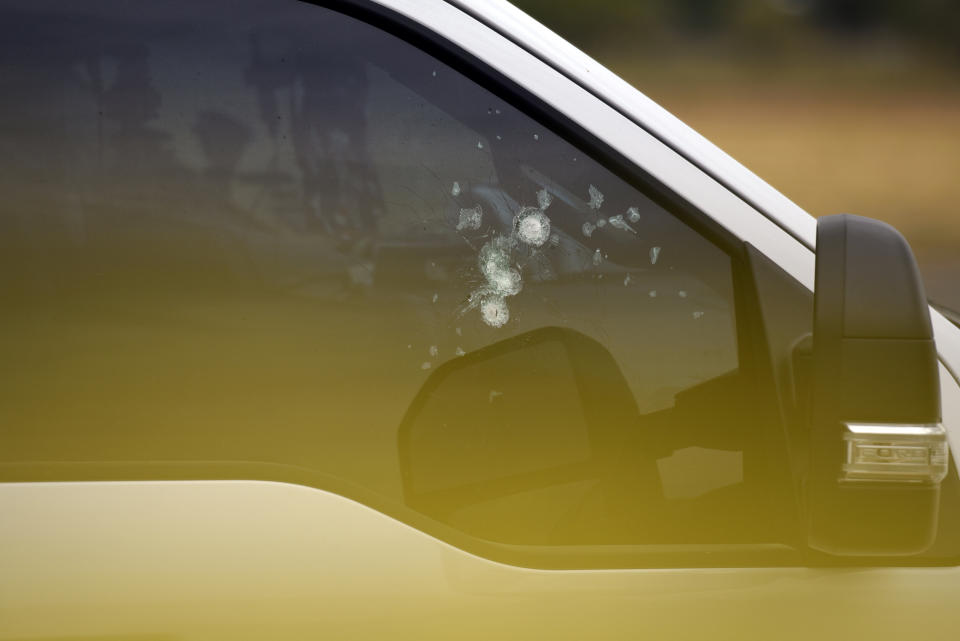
[[606, 59, 960, 307]]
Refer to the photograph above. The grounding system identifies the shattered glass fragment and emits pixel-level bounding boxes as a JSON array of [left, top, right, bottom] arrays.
[[495, 109, 501, 114], [455, 346, 466, 357], [479, 240, 522, 296], [480, 296, 510, 328], [496, 134, 502, 140], [489, 233, 518, 253], [627, 206, 641, 223], [596, 218, 607, 228], [431, 70, 437, 77], [477, 140, 484, 149], [607, 214, 636, 234], [429, 345, 439, 357], [678, 290, 687, 298], [487, 268, 522, 297], [588, 185, 604, 210], [477, 241, 508, 278], [693, 311, 705, 320], [649, 290, 657, 298], [457, 187, 535, 328], [432, 292, 439, 303], [624, 274, 631, 286], [592, 248, 603, 266], [456, 205, 483, 231], [421, 362, 432, 370], [451, 181, 461, 197], [582, 221, 595, 237], [533, 133, 539, 141], [537, 188, 553, 210], [650, 246, 661, 264], [459, 290, 484, 315], [515, 207, 551, 247]]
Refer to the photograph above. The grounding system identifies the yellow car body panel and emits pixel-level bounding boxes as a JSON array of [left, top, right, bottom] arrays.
[[2, 475, 959, 641]]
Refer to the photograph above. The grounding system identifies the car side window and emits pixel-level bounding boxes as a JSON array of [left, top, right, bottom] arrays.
[[0, 0, 794, 559]]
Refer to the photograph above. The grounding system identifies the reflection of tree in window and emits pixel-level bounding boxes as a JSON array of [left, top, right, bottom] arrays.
[[0, 1, 803, 563], [245, 31, 384, 238]]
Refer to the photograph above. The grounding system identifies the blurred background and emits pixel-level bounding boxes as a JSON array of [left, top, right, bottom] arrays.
[[512, 0, 960, 310]]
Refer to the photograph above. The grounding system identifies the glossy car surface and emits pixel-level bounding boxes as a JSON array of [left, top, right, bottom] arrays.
[[1, 1, 959, 639]]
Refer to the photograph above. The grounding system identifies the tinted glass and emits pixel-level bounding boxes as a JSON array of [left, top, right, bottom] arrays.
[[0, 0, 786, 552]]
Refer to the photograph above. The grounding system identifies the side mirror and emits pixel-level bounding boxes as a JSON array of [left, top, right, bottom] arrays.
[[397, 327, 651, 544], [807, 214, 948, 555]]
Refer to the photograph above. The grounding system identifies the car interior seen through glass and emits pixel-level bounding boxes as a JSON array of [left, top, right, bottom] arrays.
[[1, 0, 806, 559]]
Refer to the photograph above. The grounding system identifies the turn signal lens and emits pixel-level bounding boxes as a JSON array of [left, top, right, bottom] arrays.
[[842, 424, 949, 484]]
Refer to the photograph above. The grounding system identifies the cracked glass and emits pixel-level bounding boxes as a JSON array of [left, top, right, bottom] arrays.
[[0, 0, 793, 551]]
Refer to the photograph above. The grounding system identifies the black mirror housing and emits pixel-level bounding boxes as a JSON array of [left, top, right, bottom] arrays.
[[397, 326, 647, 538], [807, 214, 947, 556]]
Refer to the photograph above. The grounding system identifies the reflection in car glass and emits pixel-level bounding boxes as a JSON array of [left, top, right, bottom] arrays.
[[0, 0, 791, 552]]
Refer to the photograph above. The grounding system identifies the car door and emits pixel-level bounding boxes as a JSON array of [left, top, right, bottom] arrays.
[[1, 1, 959, 640]]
